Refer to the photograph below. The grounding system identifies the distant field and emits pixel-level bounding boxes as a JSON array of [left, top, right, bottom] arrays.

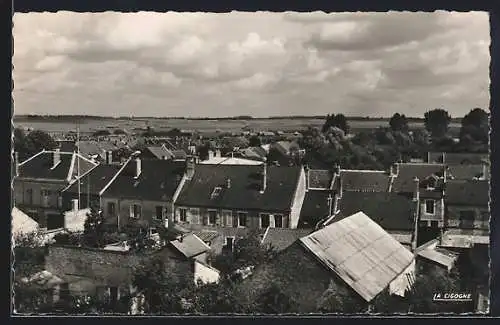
[[13, 117, 461, 136]]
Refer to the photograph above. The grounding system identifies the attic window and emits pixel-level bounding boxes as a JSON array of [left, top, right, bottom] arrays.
[[210, 187, 223, 199]]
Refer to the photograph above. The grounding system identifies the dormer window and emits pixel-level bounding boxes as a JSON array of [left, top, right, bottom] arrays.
[[210, 187, 223, 199]]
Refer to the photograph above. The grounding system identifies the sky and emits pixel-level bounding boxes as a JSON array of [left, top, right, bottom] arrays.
[[13, 11, 490, 118]]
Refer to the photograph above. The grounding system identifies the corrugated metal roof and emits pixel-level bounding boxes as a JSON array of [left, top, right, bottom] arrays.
[[299, 211, 414, 302]]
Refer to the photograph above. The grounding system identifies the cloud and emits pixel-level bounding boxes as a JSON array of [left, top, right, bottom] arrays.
[[13, 11, 490, 118]]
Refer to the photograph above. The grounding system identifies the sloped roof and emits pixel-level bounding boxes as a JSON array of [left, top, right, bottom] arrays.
[[439, 228, 489, 248], [392, 163, 445, 193], [199, 157, 264, 165], [12, 206, 39, 235], [261, 227, 313, 252], [63, 164, 121, 195], [18, 151, 97, 181], [299, 190, 333, 228], [337, 191, 416, 231], [176, 164, 301, 212], [417, 247, 459, 270], [145, 146, 174, 160], [445, 179, 489, 206], [193, 230, 221, 243], [447, 164, 485, 180], [308, 169, 334, 189], [169, 233, 210, 259], [299, 211, 415, 302], [339, 170, 391, 192], [103, 159, 186, 201], [239, 147, 267, 160]]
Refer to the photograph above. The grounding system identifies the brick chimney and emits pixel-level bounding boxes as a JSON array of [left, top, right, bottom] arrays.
[[260, 163, 267, 193], [53, 148, 61, 168], [14, 151, 19, 177], [413, 177, 420, 202], [134, 157, 142, 178], [186, 157, 195, 179], [215, 149, 222, 158], [391, 163, 399, 176]]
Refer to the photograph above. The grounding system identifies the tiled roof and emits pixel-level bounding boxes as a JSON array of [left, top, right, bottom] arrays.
[[299, 190, 333, 228], [336, 191, 416, 231], [103, 159, 186, 201], [447, 165, 485, 180], [428, 152, 489, 165], [261, 227, 313, 252], [300, 211, 415, 302], [445, 179, 489, 206], [308, 169, 334, 189], [169, 233, 210, 259], [339, 170, 391, 192], [193, 230, 221, 243], [199, 157, 264, 165], [63, 164, 121, 196], [18, 151, 97, 181], [391, 163, 445, 193], [145, 146, 174, 160], [239, 147, 267, 160], [176, 164, 302, 212]]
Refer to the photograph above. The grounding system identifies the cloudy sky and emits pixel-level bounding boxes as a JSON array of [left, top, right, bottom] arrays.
[[13, 11, 489, 118]]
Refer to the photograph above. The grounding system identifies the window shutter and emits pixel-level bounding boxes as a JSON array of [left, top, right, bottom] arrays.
[[269, 214, 275, 228], [129, 205, 133, 218], [202, 213, 208, 226], [225, 212, 232, 227]]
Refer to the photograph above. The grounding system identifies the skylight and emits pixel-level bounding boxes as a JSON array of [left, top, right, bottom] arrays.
[[210, 187, 223, 199]]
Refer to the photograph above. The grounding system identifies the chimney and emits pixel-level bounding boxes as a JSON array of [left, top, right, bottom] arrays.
[[215, 149, 221, 158], [106, 151, 113, 164], [71, 199, 79, 212], [53, 148, 61, 168], [413, 177, 420, 202], [208, 150, 215, 160], [260, 163, 267, 193], [441, 152, 446, 164], [226, 178, 231, 189], [134, 157, 142, 178], [186, 157, 195, 179], [327, 194, 333, 217], [14, 151, 19, 177], [391, 163, 399, 176]]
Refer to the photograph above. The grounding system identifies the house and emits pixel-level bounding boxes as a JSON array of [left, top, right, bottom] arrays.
[[415, 239, 459, 275], [444, 179, 489, 231], [260, 227, 313, 252], [76, 140, 124, 163], [61, 164, 122, 211], [13, 150, 98, 229], [427, 152, 489, 165], [237, 211, 415, 312], [141, 145, 176, 160], [237, 146, 268, 162], [199, 156, 264, 166], [447, 163, 490, 181], [268, 141, 304, 166], [12, 206, 39, 236], [299, 168, 336, 228], [334, 169, 392, 193], [332, 190, 418, 250], [390, 163, 446, 193], [174, 162, 306, 235], [100, 157, 186, 231]]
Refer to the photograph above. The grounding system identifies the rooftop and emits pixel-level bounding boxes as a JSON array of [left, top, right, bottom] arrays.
[[428, 152, 489, 165], [338, 170, 391, 192], [447, 164, 487, 181], [62, 164, 122, 196], [261, 227, 313, 252], [300, 211, 414, 302], [391, 163, 445, 193], [199, 157, 264, 165], [299, 190, 334, 228], [169, 233, 210, 259], [176, 164, 302, 212], [445, 179, 489, 206], [308, 169, 334, 189]]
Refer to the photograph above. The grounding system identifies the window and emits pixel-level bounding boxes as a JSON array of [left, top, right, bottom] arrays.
[[155, 206, 163, 220], [41, 189, 51, 197], [260, 213, 270, 228], [208, 210, 217, 225], [130, 204, 141, 219], [179, 208, 187, 222], [274, 214, 284, 228], [210, 187, 223, 199], [222, 210, 232, 227], [225, 236, 235, 252], [425, 200, 435, 214], [237, 212, 247, 227], [26, 189, 33, 205], [107, 202, 116, 217], [189, 208, 200, 224]]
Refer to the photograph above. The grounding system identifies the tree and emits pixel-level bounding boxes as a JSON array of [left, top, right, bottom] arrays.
[[460, 108, 489, 144], [82, 206, 106, 248], [14, 128, 57, 161], [316, 285, 366, 314], [255, 283, 298, 314], [322, 114, 350, 134], [249, 135, 262, 147], [424, 109, 452, 138], [389, 113, 409, 132], [187, 280, 244, 314]]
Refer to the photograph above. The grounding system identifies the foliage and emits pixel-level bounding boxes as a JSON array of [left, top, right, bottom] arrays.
[[186, 279, 244, 314], [459, 108, 489, 144], [14, 128, 57, 161], [424, 109, 452, 138], [316, 285, 366, 314], [254, 283, 298, 314], [53, 231, 82, 246], [322, 114, 350, 134], [389, 113, 409, 132], [82, 206, 106, 248], [249, 135, 262, 147]]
